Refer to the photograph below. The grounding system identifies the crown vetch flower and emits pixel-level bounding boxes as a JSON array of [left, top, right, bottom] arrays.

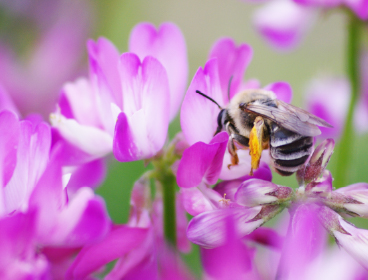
[[244, 0, 367, 50], [0, 1, 92, 118], [129, 22, 188, 121], [51, 22, 187, 163], [0, 111, 111, 278], [112, 53, 170, 162]]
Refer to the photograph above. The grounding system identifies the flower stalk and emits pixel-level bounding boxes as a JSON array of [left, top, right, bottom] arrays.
[[335, 14, 362, 188]]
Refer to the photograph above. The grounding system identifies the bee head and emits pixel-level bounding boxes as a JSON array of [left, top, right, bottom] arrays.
[[215, 109, 227, 135]]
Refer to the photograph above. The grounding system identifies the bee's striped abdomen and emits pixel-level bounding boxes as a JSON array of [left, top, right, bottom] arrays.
[[269, 123, 313, 176]]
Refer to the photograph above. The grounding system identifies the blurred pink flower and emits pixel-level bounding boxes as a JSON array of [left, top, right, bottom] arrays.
[[129, 22, 188, 121], [0, 110, 111, 278], [244, 0, 367, 50], [0, 1, 92, 118], [304, 76, 350, 140]]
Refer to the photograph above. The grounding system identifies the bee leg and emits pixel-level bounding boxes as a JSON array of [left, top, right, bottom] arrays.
[[227, 136, 239, 169], [226, 123, 249, 169]]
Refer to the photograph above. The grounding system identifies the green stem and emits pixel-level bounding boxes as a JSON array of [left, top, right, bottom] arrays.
[[159, 170, 177, 247], [334, 15, 361, 188]]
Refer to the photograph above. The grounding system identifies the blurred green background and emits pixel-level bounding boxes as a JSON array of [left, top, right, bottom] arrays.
[[2, 0, 368, 277]]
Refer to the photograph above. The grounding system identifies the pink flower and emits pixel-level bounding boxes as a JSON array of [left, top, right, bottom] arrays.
[[129, 22, 188, 121], [244, 0, 367, 50], [0, 1, 92, 118], [0, 110, 111, 278], [52, 22, 187, 163], [304, 76, 350, 140], [0, 211, 49, 279]]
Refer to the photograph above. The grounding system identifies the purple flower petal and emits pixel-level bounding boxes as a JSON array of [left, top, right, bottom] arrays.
[[344, 0, 368, 20], [180, 185, 218, 216], [187, 207, 263, 248], [0, 211, 49, 279], [55, 188, 110, 247], [66, 226, 149, 279], [50, 114, 113, 159], [60, 78, 103, 127], [264, 81, 292, 103], [334, 183, 368, 218], [87, 38, 122, 108], [277, 203, 327, 278], [0, 84, 20, 117], [114, 54, 170, 161], [129, 22, 188, 121], [4, 120, 51, 214], [219, 149, 271, 180], [66, 159, 107, 193], [328, 211, 368, 270], [235, 179, 292, 207], [208, 38, 253, 100], [246, 227, 283, 250], [177, 132, 228, 188], [253, 0, 316, 50], [181, 58, 223, 145], [0, 111, 20, 192], [305, 76, 349, 139], [201, 216, 256, 279]]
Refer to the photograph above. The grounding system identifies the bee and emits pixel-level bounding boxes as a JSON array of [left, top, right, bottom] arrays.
[[196, 89, 333, 176]]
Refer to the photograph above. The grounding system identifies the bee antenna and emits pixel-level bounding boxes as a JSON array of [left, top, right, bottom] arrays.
[[195, 90, 222, 110], [227, 75, 233, 102]]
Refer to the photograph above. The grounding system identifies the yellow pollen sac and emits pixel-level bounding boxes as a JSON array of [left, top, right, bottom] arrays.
[[249, 116, 264, 175]]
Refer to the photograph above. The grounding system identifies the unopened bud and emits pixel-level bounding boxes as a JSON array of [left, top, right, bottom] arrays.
[[234, 179, 293, 207], [305, 170, 333, 195], [304, 139, 334, 183]]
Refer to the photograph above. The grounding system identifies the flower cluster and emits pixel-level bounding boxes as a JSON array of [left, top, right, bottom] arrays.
[[0, 1, 368, 279]]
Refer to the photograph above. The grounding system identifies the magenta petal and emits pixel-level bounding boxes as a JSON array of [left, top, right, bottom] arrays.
[[344, 0, 368, 20], [0, 84, 20, 117], [87, 38, 122, 107], [278, 203, 327, 278], [180, 187, 214, 216], [208, 38, 253, 100], [129, 22, 188, 121], [177, 132, 228, 188], [245, 227, 283, 250], [264, 81, 292, 103], [59, 191, 110, 247], [305, 76, 349, 139], [253, 0, 316, 50], [181, 59, 223, 145], [187, 207, 262, 248], [0, 111, 20, 190], [201, 217, 254, 279], [66, 226, 149, 279], [67, 159, 107, 193], [116, 54, 170, 161], [113, 112, 139, 162]]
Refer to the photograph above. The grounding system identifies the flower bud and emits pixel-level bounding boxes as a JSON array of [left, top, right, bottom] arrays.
[[234, 179, 293, 207], [303, 138, 335, 184], [305, 170, 333, 195]]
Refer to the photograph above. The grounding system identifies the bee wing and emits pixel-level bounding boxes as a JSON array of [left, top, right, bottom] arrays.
[[244, 100, 332, 137], [276, 100, 333, 128]]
